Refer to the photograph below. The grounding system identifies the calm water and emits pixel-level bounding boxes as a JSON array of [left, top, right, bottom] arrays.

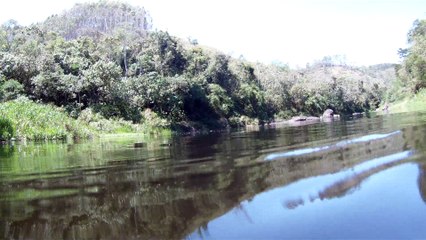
[[1, 112, 426, 239]]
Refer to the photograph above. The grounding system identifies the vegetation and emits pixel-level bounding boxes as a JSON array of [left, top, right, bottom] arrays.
[[0, 97, 171, 140], [382, 89, 426, 114], [0, 97, 95, 140], [381, 19, 426, 112], [0, 116, 14, 140], [0, 1, 400, 140], [394, 19, 426, 96]]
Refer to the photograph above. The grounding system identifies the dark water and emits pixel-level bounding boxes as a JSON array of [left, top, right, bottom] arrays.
[[1, 112, 426, 239]]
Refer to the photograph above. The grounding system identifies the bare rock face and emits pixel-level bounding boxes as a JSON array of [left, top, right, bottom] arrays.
[[322, 109, 334, 118]]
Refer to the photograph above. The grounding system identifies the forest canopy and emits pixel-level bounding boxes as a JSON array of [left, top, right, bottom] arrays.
[[0, 1, 398, 132]]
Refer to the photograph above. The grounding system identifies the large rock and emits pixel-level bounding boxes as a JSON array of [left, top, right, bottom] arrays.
[[287, 116, 320, 126], [322, 109, 334, 118], [283, 109, 338, 127], [290, 116, 320, 122]]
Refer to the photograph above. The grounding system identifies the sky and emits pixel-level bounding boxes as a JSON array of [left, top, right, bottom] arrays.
[[1, 0, 426, 67]]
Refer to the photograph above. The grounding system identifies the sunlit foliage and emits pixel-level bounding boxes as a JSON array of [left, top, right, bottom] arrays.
[[0, 1, 395, 133]]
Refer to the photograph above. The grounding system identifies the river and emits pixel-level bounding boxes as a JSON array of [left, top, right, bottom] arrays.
[[1, 111, 426, 239]]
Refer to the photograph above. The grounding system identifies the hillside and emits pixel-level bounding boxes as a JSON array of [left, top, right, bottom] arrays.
[[0, 1, 398, 139]]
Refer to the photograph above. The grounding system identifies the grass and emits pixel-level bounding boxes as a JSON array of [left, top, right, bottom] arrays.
[[0, 117, 14, 140], [385, 89, 426, 114], [0, 97, 95, 140], [0, 97, 172, 141], [78, 108, 171, 136]]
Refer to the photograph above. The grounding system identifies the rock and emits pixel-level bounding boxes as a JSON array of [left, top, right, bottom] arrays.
[[382, 103, 389, 112], [218, 117, 230, 128], [322, 109, 334, 118], [287, 116, 320, 126], [289, 116, 320, 122], [134, 142, 146, 148], [306, 116, 321, 121], [290, 116, 307, 122], [285, 109, 338, 126]]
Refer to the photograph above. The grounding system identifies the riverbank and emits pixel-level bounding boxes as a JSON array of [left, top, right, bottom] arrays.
[[0, 97, 353, 142], [5, 94, 421, 143], [0, 97, 171, 141], [381, 89, 426, 114], [0, 98, 94, 141]]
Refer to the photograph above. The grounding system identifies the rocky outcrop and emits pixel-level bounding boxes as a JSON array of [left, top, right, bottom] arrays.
[[286, 116, 321, 126], [322, 109, 334, 118], [290, 116, 321, 122], [285, 109, 337, 126]]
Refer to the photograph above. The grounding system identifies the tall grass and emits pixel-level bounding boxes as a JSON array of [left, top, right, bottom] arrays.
[[385, 89, 426, 114], [0, 97, 95, 140], [0, 117, 14, 140], [0, 97, 171, 141], [78, 108, 171, 136]]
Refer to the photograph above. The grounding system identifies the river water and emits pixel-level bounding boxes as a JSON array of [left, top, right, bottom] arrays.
[[1, 112, 426, 239]]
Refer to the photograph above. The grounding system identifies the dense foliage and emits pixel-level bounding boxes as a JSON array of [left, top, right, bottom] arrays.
[[392, 19, 426, 101], [0, 1, 396, 134], [0, 97, 94, 140], [0, 116, 14, 140]]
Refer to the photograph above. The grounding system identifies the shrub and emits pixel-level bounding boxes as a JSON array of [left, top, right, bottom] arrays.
[[0, 117, 14, 140], [0, 79, 24, 101], [0, 97, 95, 140], [207, 83, 233, 117]]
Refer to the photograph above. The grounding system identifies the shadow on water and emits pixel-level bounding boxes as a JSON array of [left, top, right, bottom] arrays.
[[1, 112, 426, 239]]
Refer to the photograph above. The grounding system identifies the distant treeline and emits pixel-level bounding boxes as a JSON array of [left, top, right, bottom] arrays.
[[0, 1, 397, 130]]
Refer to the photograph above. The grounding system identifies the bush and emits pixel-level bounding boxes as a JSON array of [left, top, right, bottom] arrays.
[[0, 79, 24, 101], [207, 83, 233, 117], [0, 117, 14, 140], [78, 107, 169, 134], [228, 115, 259, 127], [0, 97, 95, 140]]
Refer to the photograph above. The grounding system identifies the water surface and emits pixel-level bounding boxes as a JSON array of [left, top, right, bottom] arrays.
[[1, 112, 426, 239]]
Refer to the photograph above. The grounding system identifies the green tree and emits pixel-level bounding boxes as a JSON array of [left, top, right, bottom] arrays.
[[397, 19, 426, 93], [0, 79, 24, 101], [80, 60, 122, 106], [41, 1, 152, 40], [207, 83, 233, 117], [234, 83, 269, 121], [137, 31, 186, 76]]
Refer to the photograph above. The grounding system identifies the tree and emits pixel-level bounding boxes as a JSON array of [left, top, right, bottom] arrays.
[[0, 19, 20, 52], [126, 73, 189, 121], [41, 1, 152, 40], [234, 83, 269, 121], [0, 79, 23, 101], [207, 83, 233, 117], [137, 31, 186, 76], [81, 60, 122, 105], [397, 19, 426, 93]]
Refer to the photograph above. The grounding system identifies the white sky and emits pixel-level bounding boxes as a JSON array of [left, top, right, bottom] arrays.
[[1, 0, 426, 67]]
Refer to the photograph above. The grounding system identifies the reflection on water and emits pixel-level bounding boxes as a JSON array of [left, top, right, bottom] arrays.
[[283, 150, 412, 210], [265, 130, 402, 160], [1, 112, 426, 239]]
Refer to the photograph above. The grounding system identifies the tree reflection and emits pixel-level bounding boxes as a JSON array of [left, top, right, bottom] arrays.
[[417, 164, 426, 203], [1, 121, 426, 239]]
